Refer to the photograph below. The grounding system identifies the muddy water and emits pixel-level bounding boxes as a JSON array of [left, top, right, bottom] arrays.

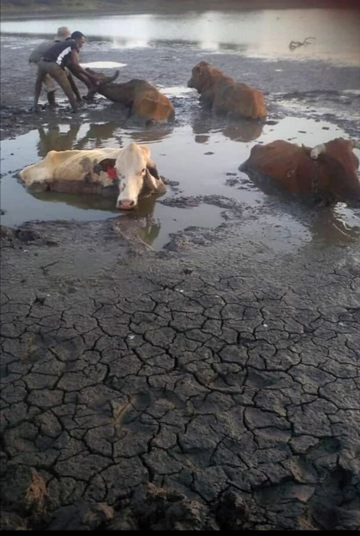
[[2, 7, 360, 66], [1, 113, 359, 250]]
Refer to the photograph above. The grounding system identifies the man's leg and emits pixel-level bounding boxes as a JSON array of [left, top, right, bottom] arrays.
[[47, 91, 56, 107], [34, 71, 45, 111], [44, 74, 57, 108], [66, 72, 82, 102], [49, 68, 78, 112]]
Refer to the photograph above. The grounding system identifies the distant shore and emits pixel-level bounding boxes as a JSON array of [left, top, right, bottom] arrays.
[[2, 0, 359, 21]]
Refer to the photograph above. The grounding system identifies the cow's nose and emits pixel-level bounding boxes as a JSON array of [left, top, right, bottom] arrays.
[[117, 199, 135, 210]]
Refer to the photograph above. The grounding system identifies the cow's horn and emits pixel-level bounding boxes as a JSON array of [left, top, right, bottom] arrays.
[[351, 139, 360, 149], [310, 143, 326, 160]]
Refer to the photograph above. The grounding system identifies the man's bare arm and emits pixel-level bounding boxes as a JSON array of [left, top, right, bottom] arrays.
[[68, 50, 98, 83]]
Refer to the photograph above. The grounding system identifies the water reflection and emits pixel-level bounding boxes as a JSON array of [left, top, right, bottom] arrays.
[[309, 207, 360, 245], [128, 125, 173, 143], [192, 112, 264, 143], [35, 121, 172, 157], [240, 169, 360, 245], [36, 122, 122, 156], [37, 124, 81, 157], [114, 213, 161, 247], [32, 189, 162, 246], [73, 122, 122, 149]]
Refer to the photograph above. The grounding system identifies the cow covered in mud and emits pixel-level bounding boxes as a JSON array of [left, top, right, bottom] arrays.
[[86, 69, 175, 124], [19, 142, 166, 210], [188, 61, 267, 120], [239, 138, 360, 204]]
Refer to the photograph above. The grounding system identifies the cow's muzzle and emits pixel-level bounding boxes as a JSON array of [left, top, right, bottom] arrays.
[[117, 199, 136, 210]]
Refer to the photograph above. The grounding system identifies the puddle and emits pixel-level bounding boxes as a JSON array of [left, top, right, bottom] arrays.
[[81, 61, 127, 69], [2, 6, 360, 65], [277, 97, 360, 122], [159, 86, 194, 98], [1, 117, 359, 251]]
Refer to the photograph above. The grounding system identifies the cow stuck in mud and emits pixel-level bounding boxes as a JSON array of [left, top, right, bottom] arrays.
[[19, 142, 166, 210], [239, 138, 360, 205], [86, 70, 175, 124], [188, 61, 267, 120]]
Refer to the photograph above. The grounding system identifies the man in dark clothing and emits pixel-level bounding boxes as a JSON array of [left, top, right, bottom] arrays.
[[29, 26, 75, 108], [34, 31, 99, 113]]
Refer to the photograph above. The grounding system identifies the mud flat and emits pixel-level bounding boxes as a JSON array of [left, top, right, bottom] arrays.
[[1, 2, 360, 530]]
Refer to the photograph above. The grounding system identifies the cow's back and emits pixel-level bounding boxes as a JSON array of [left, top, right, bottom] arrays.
[[19, 148, 121, 187], [246, 141, 312, 193], [53, 148, 119, 181], [133, 83, 174, 121], [214, 79, 267, 120]]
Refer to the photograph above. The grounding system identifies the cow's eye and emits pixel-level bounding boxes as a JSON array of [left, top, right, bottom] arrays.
[[142, 168, 146, 174]]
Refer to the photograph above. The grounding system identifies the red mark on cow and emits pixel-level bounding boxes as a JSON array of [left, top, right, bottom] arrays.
[[107, 168, 117, 180]]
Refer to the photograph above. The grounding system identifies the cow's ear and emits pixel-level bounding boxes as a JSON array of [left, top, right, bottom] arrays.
[[147, 164, 160, 180], [93, 158, 116, 174]]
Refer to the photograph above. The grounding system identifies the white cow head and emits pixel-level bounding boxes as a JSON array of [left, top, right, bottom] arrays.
[[97, 143, 166, 210]]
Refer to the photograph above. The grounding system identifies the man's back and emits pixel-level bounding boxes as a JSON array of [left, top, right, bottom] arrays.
[[42, 39, 77, 68], [29, 40, 58, 64]]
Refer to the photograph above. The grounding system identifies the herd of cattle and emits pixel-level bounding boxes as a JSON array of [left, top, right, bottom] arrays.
[[19, 61, 360, 209]]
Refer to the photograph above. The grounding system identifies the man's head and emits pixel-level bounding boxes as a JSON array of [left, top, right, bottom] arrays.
[[71, 31, 86, 50], [56, 26, 71, 40]]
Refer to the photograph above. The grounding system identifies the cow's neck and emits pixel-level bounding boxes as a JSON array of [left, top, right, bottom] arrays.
[[98, 83, 133, 105]]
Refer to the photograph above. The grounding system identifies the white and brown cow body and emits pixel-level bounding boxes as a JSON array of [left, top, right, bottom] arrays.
[[19, 142, 166, 210], [240, 138, 360, 205]]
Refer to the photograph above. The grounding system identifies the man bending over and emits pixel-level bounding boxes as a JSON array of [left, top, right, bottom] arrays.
[[30, 27, 87, 107], [33, 31, 99, 113]]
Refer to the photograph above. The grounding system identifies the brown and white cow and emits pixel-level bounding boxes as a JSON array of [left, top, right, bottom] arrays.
[[188, 61, 267, 120], [239, 138, 360, 204], [19, 142, 166, 210]]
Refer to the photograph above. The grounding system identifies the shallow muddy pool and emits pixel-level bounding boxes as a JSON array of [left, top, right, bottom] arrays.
[[1, 112, 359, 250]]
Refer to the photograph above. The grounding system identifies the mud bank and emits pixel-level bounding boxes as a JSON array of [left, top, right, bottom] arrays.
[[1, 5, 360, 530], [1, 218, 360, 530]]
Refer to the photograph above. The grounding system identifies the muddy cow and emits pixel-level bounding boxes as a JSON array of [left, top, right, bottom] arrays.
[[240, 138, 360, 204], [86, 69, 175, 123], [188, 61, 267, 120], [19, 142, 166, 210]]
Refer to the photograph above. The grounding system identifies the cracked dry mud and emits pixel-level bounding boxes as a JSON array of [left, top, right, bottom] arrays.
[[1, 222, 359, 530]]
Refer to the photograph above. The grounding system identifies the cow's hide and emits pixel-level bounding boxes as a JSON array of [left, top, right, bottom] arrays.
[[87, 71, 175, 124], [19, 142, 167, 210], [188, 61, 267, 120], [240, 138, 360, 204]]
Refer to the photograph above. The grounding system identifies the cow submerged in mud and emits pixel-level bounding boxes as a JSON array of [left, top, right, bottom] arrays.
[[86, 69, 175, 124], [19, 142, 166, 210], [188, 61, 267, 120], [240, 138, 360, 205]]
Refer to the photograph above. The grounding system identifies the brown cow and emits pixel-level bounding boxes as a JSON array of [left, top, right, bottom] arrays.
[[86, 69, 175, 124], [239, 138, 360, 204], [188, 61, 267, 120]]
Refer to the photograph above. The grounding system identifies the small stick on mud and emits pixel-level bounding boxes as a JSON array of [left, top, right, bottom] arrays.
[[289, 36, 316, 50]]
